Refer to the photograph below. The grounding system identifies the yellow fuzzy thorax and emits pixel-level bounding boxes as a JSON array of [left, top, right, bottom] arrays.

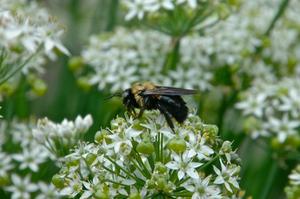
[[131, 82, 157, 107]]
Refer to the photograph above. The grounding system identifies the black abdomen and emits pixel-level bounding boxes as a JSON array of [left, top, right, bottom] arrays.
[[157, 95, 188, 123]]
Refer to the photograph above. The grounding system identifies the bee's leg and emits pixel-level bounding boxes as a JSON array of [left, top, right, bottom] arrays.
[[127, 107, 136, 117], [134, 108, 144, 119], [137, 108, 145, 118], [158, 104, 175, 133], [132, 108, 137, 117]]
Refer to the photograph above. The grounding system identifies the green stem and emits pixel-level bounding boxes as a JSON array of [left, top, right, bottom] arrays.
[[131, 148, 152, 178], [162, 37, 181, 74], [102, 165, 127, 179], [217, 92, 228, 136], [265, 0, 290, 36], [160, 132, 164, 163], [260, 159, 278, 199], [106, 156, 145, 184], [106, 0, 119, 31], [0, 46, 42, 85]]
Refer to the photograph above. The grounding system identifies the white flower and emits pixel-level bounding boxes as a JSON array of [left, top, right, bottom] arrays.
[[75, 115, 93, 133], [80, 176, 100, 199], [13, 147, 48, 172], [5, 174, 38, 199], [152, 0, 174, 10], [124, 0, 155, 20], [266, 114, 300, 143], [0, 152, 14, 176], [36, 182, 60, 199], [59, 174, 82, 198], [213, 160, 240, 193], [235, 94, 267, 117], [177, 0, 197, 8], [33, 115, 93, 157], [184, 176, 222, 199], [289, 172, 300, 186], [166, 151, 202, 180], [187, 134, 214, 161], [278, 88, 300, 117], [0, 0, 69, 77], [108, 126, 142, 155]]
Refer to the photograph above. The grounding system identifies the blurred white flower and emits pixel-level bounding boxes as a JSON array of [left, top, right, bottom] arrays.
[[124, 0, 155, 20], [285, 164, 300, 198], [36, 182, 60, 199], [5, 174, 38, 199], [236, 77, 300, 147], [13, 147, 48, 172], [266, 115, 300, 143], [0, 152, 14, 176], [235, 94, 267, 117], [0, 0, 69, 88], [79, 28, 214, 93]]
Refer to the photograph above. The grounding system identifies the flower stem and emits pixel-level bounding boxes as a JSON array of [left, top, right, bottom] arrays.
[[162, 36, 181, 74], [131, 148, 151, 178], [260, 159, 278, 199], [106, 156, 145, 184], [160, 132, 164, 163], [265, 0, 290, 36], [0, 45, 42, 85]]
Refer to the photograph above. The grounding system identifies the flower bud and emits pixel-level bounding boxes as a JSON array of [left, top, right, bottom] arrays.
[[0, 175, 10, 186], [111, 118, 125, 130], [220, 141, 232, 154], [95, 129, 109, 143], [94, 190, 110, 199], [77, 77, 91, 92], [155, 162, 168, 174], [202, 124, 218, 144], [52, 174, 65, 189], [86, 153, 97, 165], [129, 193, 142, 199], [168, 138, 186, 154], [136, 141, 155, 154], [69, 56, 84, 72]]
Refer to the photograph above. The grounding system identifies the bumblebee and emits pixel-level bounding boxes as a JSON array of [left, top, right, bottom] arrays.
[[121, 82, 196, 131]]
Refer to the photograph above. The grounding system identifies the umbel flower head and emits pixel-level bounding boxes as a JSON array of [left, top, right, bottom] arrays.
[[32, 115, 93, 158], [285, 164, 300, 199], [74, 28, 212, 93], [0, 0, 69, 97], [236, 77, 300, 151], [53, 111, 242, 198]]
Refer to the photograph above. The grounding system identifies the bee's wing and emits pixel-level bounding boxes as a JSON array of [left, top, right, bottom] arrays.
[[142, 86, 197, 96]]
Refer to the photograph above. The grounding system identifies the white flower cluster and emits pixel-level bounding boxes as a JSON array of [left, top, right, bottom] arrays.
[[236, 77, 300, 149], [80, 28, 212, 92], [0, 0, 69, 84], [285, 164, 300, 199], [123, 0, 234, 20], [198, 0, 300, 79], [0, 120, 59, 199], [33, 115, 93, 158], [0, 115, 92, 198], [53, 111, 242, 198]]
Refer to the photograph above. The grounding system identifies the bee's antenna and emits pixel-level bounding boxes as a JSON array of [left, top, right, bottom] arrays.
[[104, 92, 122, 101]]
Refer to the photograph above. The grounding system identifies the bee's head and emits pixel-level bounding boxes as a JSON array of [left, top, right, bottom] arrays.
[[122, 89, 132, 106], [122, 88, 138, 108]]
